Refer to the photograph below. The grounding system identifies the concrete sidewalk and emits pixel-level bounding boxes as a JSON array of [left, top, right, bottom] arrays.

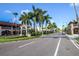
[[66, 34, 79, 49], [66, 34, 79, 38]]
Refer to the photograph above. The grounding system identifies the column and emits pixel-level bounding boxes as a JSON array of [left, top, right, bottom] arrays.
[[0, 26, 1, 35], [70, 23, 74, 35]]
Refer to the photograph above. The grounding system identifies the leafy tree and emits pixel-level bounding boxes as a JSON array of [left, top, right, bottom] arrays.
[[47, 22, 57, 29]]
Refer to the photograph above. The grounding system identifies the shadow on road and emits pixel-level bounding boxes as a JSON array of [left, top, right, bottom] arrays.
[[40, 35, 68, 39]]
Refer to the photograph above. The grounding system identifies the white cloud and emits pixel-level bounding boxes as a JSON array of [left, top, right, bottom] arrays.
[[70, 3, 79, 7], [21, 9, 30, 14], [4, 10, 12, 13]]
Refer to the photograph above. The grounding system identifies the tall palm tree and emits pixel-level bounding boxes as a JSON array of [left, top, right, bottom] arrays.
[[44, 14, 52, 34], [32, 5, 39, 33], [19, 12, 31, 36], [38, 9, 47, 35]]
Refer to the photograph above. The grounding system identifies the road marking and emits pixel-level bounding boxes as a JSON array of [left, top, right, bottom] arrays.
[[54, 38, 61, 56], [69, 38, 79, 49], [66, 34, 79, 50], [18, 41, 34, 48]]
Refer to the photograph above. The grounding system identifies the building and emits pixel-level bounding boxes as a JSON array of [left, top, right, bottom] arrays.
[[0, 21, 21, 36], [67, 20, 79, 35]]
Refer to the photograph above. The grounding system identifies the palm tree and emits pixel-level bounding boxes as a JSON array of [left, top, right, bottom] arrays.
[[13, 12, 18, 18], [31, 5, 52, 36], [38, 9, 47, 35], [44, 14, 52, 34], [19, 12, 31, 36], [47, 22, 57, 29], [52, 22, 57, 28], [32, 5, 39, 33]]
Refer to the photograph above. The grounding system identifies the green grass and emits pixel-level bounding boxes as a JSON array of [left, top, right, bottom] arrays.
[[0, 32, 54, 43], [0, 35, 41, 43]]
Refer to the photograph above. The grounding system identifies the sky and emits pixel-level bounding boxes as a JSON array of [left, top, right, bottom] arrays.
[[0, 3, 79, 29]]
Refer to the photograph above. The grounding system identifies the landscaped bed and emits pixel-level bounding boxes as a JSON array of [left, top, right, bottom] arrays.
[[0, 35, 40, 43], [75, 37, 79, 44], [0, 32, 54, 43]]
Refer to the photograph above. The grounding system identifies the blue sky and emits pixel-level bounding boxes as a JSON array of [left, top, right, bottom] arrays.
[[0, 3, 79, 29]]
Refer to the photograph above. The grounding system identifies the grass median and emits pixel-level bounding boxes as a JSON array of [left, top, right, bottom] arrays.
[[0, 35, 41, 43]]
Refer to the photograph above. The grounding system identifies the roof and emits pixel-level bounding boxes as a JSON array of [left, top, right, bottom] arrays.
[[0, 21, 21, 27], [68, 20, 78, 25]]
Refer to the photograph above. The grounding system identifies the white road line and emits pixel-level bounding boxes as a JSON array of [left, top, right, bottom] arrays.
[[66, 34, 79, 49], [54, 38, 61, 56], [18, 41, 34, 48], [69, 38, 79, 49]]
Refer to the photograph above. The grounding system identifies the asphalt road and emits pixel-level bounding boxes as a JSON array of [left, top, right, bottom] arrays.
[[0, 33, 79, 56]]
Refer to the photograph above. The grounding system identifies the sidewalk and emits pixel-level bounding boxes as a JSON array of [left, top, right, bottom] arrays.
[[66, 34, 79, 49], [67, 34, 79, 38]]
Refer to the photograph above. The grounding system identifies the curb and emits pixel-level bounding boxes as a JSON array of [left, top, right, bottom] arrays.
[[66, 34, 79, 49]]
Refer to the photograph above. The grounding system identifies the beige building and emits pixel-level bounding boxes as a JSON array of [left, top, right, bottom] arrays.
[[67, 21, 79, 35]]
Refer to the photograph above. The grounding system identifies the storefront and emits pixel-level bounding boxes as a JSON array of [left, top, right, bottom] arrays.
[[0, 21, 21, 36]]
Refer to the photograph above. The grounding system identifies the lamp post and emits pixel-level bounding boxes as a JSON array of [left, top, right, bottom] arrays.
[[12, 12, 18, 35], [62, 25, 64, 35]]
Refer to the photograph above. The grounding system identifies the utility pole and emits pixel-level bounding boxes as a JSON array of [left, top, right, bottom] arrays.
[[73, 3, 78, 21], [73, 3, 79, 34]]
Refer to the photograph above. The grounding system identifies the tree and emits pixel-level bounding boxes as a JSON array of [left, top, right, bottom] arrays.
[[38, 9, 47, 35], [19, 12, 32, 36], [32, 5, 39, 33], [19, 5, 52, 36], [52, 22, 57, 28], [44, 14, 52, 33], [47, 22, 57, 29], [13, 12, 18, 18]]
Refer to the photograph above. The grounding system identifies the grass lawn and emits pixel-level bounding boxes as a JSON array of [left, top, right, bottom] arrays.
[[75, 37, 79, 44], [0, 35, 40, 43], [0, 32, 54, 43]]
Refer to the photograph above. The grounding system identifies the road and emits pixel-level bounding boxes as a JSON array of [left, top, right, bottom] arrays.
[[0, 33, 79, 56]]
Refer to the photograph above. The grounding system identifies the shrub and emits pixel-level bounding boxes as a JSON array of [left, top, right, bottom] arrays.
[[31, 32, 42, 36]]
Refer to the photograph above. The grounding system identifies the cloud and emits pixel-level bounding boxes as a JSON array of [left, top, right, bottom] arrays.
[[70, 3, 79, 7], [4, 10, 12, 13], [21, 9, 30, 14]]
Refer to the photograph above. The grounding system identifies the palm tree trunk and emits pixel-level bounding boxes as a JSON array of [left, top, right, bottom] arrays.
[[45, 23, 48, 34], [25, 25, 27, 36], [46, 26, 47, 34], [20, 26, 22, 36], [34, 22, 36, 32], [39, 22, 41, 32], [34, 22, 37, 35], [41, 22, 43, 36], [25, 20, 28, 36]]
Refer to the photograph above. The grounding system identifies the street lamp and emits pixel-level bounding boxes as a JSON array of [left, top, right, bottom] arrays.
[[62, 25, 64, 34], [5, 10, 19, 35]]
